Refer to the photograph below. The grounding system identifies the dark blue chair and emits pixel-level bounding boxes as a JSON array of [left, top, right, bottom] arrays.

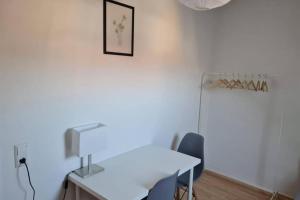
[[176, 133, 204, 200], [143, 170, 179, 200]]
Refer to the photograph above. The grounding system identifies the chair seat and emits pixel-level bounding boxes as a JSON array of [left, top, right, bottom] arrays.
[[145, 171, 179, 200], [177, 180, 188, 188]]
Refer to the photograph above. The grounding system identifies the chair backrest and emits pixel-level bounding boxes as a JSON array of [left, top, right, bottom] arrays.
[[147, 171, 179, 200], [178, 133, 204, 185]]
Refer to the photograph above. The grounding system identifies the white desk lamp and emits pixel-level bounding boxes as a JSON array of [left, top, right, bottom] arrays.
[[70, 122, 106, 178]]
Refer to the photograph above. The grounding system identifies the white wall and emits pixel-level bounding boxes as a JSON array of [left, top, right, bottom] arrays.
[[201, 0, 300, 197], [0, 0, 214, 199], [0, 150, 3, 200]]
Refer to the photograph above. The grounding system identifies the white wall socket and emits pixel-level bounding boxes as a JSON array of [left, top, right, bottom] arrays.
[[14, 143, 28, 168]]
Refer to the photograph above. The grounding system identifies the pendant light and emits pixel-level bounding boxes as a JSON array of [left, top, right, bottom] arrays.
[[178, 0, 231, 11]]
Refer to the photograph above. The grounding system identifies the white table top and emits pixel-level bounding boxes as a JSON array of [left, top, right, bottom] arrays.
[[69, 145, 201, 200]]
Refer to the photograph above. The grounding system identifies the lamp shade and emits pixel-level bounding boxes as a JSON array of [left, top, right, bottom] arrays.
[[178, 0, 231, 10], [70, 123, 107, 157]]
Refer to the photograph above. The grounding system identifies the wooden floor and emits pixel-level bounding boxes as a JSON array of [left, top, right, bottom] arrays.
[[179, 170, 293, 200]]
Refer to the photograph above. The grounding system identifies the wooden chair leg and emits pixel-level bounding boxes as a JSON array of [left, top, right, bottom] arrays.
[[175, 188, 180, 200], [192, 187, 198, 200]]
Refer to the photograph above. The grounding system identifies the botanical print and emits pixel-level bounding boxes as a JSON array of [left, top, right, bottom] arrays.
[[104, 0, 134, 56], [113, 15, 127, 46]]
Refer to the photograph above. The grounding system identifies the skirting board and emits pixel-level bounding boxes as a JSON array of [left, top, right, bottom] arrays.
[[204, 170, 293, 200], [278, 193, 294, 200]]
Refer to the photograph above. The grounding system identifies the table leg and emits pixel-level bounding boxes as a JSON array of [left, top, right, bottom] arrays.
[[188, 169, 194, 200], [75, 185, 80, 200]]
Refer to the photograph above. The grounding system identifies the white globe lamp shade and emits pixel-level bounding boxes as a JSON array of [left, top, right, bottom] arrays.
[[178, 0, 231, 11]]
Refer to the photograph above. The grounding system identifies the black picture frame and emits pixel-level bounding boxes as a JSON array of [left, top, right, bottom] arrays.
[[103, 0, 135, 56]]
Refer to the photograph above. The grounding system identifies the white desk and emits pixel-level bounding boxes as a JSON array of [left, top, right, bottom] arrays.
[[69, 145, 201, 200]]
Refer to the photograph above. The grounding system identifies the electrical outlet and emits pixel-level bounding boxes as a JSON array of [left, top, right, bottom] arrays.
[[14, 143, 28, 168]]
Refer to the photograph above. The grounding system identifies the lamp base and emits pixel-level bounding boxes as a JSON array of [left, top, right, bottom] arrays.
[[74, 164, 104, 178]]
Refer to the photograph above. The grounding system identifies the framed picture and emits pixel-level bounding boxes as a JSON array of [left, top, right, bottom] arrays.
[[103, 0, 135, 56]]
